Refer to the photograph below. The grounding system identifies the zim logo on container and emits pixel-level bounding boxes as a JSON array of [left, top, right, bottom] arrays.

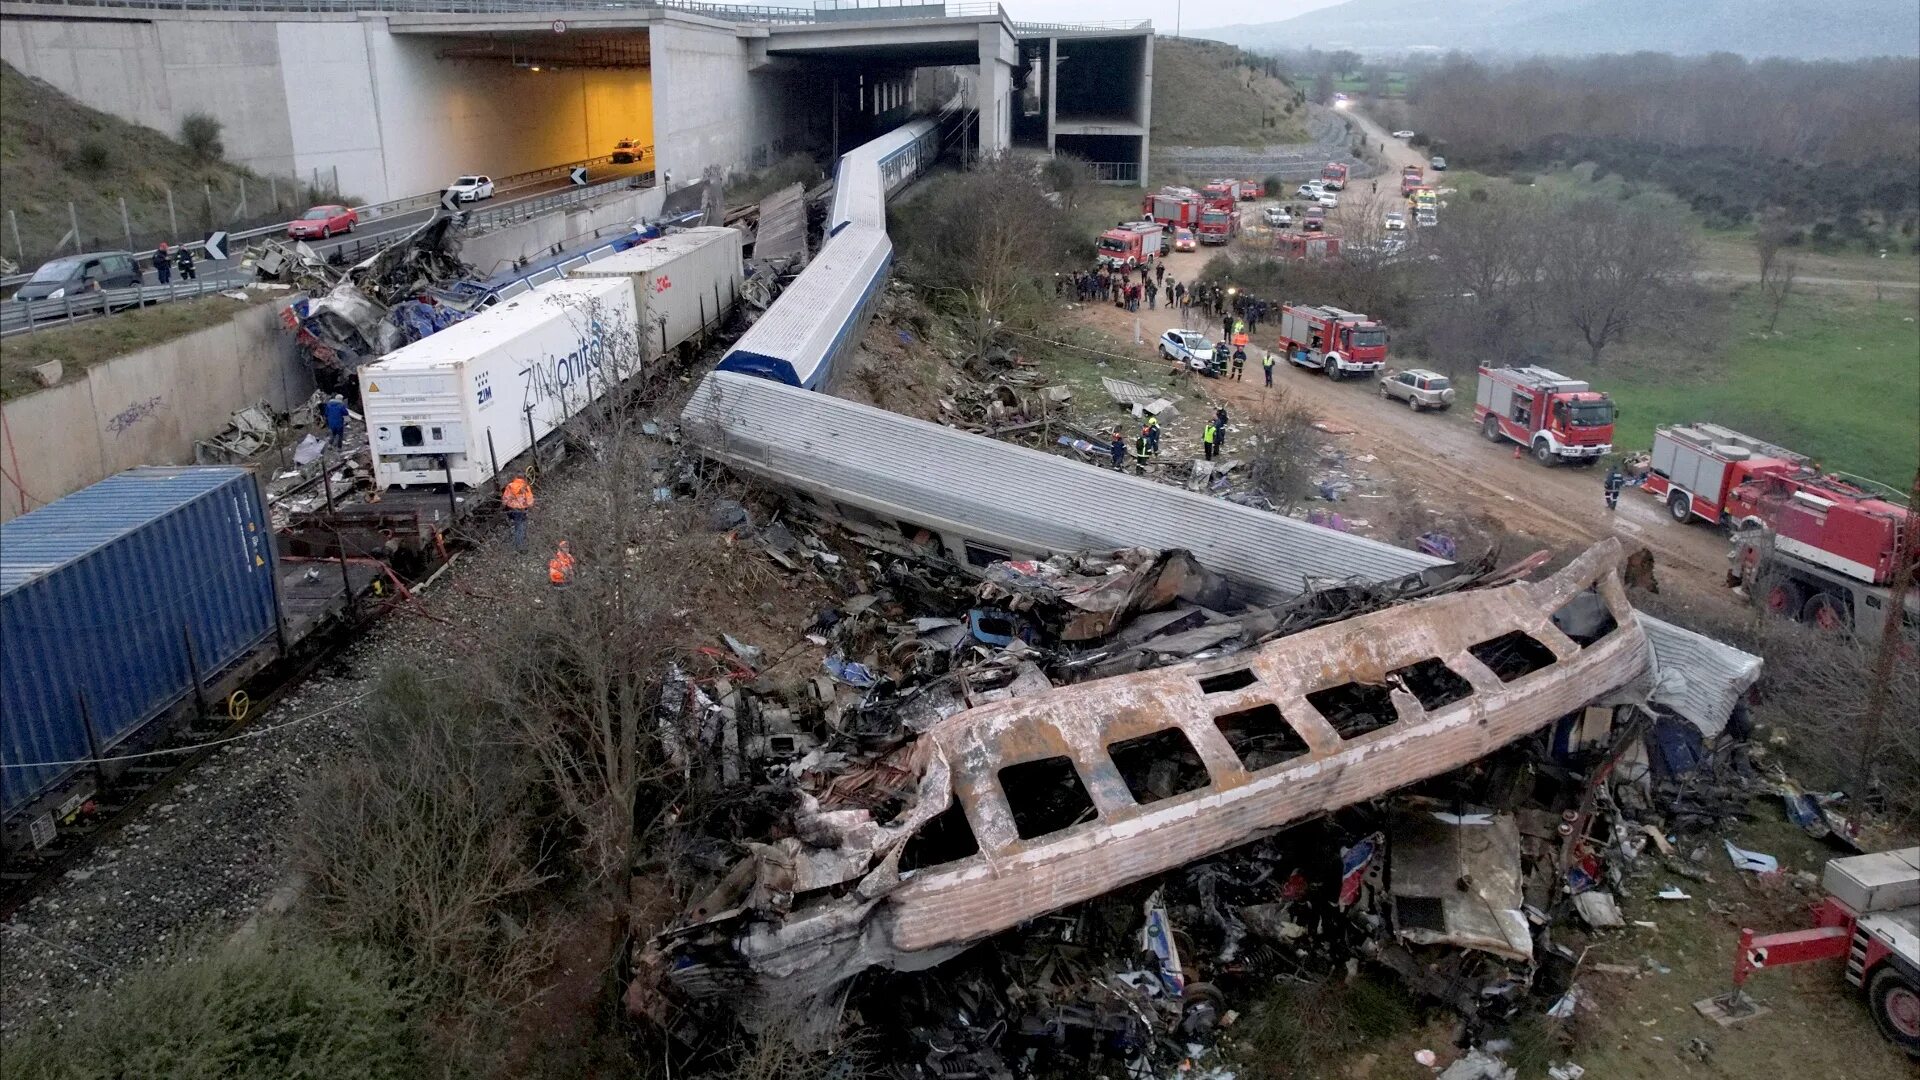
[[651, 275, 672, 294], [476, 372, 493, 406]]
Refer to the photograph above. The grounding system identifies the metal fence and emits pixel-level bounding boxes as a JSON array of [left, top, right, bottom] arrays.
[[1088, 161, 1142, 185]]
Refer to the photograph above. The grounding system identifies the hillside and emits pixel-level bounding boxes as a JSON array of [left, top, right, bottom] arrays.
[[1151, 38, 1309, 148], [1199, 0, 1920, 60], [0, 63, 333, 270]]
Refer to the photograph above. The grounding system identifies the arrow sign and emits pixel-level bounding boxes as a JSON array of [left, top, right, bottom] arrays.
[[441, 189, 461, 214], [203, 230, 229, 261], [569, 167, 588, 186]]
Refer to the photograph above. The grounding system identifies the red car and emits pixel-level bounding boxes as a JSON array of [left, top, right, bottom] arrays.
[[288, 204, 357, 240]]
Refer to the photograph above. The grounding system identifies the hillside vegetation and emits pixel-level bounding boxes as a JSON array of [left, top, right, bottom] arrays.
[[1151, 38, 1309, 147], [0, 63, 341, 268]]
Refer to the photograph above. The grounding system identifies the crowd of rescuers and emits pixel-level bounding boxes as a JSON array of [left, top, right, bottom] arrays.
[[1060, 263, 1276, 332]]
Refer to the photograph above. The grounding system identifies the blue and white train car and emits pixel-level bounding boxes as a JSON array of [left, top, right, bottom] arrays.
[[715, 224, 891, 389]]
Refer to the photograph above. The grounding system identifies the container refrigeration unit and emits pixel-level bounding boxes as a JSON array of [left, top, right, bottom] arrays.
[[1, 467, 281, 851]]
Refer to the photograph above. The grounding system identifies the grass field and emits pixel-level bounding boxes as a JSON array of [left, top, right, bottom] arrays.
[[1334, 72, 1408, 98], [0, 291, 280, 400], [1152, 38, 1309, 148], [1595, 289, 1919, 487]]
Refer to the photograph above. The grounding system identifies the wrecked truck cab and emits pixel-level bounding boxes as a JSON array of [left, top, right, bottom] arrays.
[[643, 539, 1651, 1031]]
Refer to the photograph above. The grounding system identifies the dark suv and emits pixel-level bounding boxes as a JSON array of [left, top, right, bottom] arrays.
[[13, 251, 143, 303]]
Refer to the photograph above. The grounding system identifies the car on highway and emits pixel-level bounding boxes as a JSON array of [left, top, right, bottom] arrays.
[[1429, 156, 1448, 171], [1174, 227, 1197, 252], [1262, 206, 1292, 227], [12, 251, 143, 303], [1379, 368, 1456, 411], [1315, 192, 1339, 208], [448, 175, 495, 201], [1392, 130, 1416, 139], [287, 204, 357, 240], [1384, 211, 1406, 231], [1159, 329, 1219, 373], [611, 139, 645, 164]]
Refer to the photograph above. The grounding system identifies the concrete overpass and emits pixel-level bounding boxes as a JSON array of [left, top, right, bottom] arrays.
[[0, 1, 1153, 206]]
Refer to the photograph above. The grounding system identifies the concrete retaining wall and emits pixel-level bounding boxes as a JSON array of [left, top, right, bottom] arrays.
[[460, 184, 667, 279], [0, 299, 310, 521]]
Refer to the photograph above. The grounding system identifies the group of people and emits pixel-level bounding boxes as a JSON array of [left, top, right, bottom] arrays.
[[148, 241, 198, 285], [1108, 406, 1233, 471], [1066, 263, 1181, 314], [502, 472, 576, 587]]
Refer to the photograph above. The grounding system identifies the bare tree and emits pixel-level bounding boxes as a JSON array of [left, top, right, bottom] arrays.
[[1759, 254, 1799, 333], [1243, 390, 1320, 513], [1538, 198, 1697, 364]]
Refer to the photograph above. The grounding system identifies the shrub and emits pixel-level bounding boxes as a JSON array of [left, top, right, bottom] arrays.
[[179, 112, 223, 163], [71, 138, 112, 173], [1263, 175, 1283, 196], [1, 929, 425, 1080]]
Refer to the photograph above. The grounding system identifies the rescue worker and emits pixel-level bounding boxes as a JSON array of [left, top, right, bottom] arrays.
[[1262, 349, 1276, 387], [323, 393, 349, 449], [1109, 430, 1128, 470], [502, 472, 534, 553], [1134, 427, 1151, 473], [1202, 418, 1219, 461], [175, 245, 196, 281], [153, 241, 172, 285], [1231, 345, 1247, 381], [1213, 407, 1230, 451], [1144, 414, 1161, 454], [1604, 465, 1625, 511], [1222, 314, 1234, 344], [548, 540, 575, 588]]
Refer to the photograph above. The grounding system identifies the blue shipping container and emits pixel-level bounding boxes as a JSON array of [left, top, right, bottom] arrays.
[[1, 467, 281, 823]]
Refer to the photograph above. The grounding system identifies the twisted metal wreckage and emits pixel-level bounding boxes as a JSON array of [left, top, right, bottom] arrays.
[[636, 539, 1654, 1027]]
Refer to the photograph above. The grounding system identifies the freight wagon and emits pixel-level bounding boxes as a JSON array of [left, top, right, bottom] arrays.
[[567, 226, 745, 361], [1, 469, 283, 854]]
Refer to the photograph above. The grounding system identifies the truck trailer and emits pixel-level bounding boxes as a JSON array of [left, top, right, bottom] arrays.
[[362, 278, 639, 491], [567, 226, 744, 362]]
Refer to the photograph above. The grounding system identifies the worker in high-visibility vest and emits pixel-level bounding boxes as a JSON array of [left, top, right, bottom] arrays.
[[1202, 419, 1219, 461], [502, 473, 534, 553], [548, 540, 574, 588], [1262, 350, 1276, 387], [1144, 414, 1161, 455]]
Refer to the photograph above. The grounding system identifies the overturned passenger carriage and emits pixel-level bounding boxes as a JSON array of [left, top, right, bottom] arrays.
[[645, 539, 1650, 1023]]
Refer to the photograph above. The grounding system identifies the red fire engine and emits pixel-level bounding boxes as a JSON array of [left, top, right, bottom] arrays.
[[1706, 847, 1919, 1059], [1143, 186, 1204, 229], [1400, 165, 1424, 196], [1196, 204, 1239, 245], [1473, 366, 1614, 465], [1203, 178, 1256, 203], [1275, 304, 1388, 379], [1643, 424, 1812, 525], [1273, 232, 1341, 261], [1321, 162, 1350, 191], [1095, 221, 1164, 269]]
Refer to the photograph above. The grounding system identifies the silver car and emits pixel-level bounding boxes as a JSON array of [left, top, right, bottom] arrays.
[[1379, 368, 1457, 410]]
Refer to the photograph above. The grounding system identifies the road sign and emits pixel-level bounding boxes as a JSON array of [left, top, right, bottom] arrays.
[[569, 167, 588, 186], [552, 18, 566, 32], [203, 231, 229, 261], [441, 189, 461, 214]]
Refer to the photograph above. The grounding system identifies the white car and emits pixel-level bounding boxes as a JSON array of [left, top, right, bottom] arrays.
[[447, 175, 495, 201], [1294, 181, 1326, 198], [1262, 206, 1293, 227], [1392, 130, 1416, 139], [1384, 211, 1406, 231], [1315, 192, 1339, 208], [1158, 329, 1218, 372]]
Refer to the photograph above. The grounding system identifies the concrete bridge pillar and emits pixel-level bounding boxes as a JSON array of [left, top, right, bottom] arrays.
[[974, 23, 1016, 156]]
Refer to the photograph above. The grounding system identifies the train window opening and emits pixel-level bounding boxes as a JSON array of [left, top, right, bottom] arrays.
[[965, 542, 1012, 569], [400, 425, 423, 447], [1396, 895, 1447, 933], [1307, 681, 1399, 740], [1000, 756, 1097, 840], [1468, 631, 1558, 682], [1214, 702, 1308, 772], [898, 799, 980, 872], [1391, 658, 1474, 711], [1198, 668, 1259, 695], [1550, 587, 1618, 646], [1108, 728, 1211, 805]]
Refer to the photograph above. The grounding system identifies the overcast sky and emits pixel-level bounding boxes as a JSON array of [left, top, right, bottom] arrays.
[[993, 0, 1342, 32]]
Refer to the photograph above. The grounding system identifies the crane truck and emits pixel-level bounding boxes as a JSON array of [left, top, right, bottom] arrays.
[[1474, 366, 1615, 465]]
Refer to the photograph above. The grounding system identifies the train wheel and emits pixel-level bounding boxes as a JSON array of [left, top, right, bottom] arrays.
[[1801, 592, 1848, 632], [1868, 967, 1920, 1059], [1669, 491, 1692, 522], [1481, 416, 1503, 442]]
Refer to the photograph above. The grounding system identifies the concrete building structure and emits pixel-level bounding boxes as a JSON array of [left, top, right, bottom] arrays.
[[0, 1, 1152, 205]]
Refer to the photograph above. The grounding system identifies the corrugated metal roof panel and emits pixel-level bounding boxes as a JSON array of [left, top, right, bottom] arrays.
[[682, 372, 1442, 597]]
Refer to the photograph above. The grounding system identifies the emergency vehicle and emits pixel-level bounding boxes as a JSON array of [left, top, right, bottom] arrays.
[[1643, 424, 1810, 525], [1095, 221, 1164, 269], [1273, 233, 1341, 261], [1143, 186, 1205, 229], [1400, 166, 1424, 197], [1320, 162, 1350, 191], [1196, 205, 1239, 245], [1275, 304, 1388, 379], [1474, 366, 1614, 465]]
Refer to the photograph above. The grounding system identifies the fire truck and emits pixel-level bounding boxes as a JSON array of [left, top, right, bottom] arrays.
[[1143, 186, 1205, 229], [1095, 221, 1164, 269], [1709, 847, 1919, 1059], [1275, 304, 1388, 379], [1273, 232, 1341, 261], [1400, 165, 1424, 197], [1643, 423, 1812, 525], [1722, 473, 1914, 638], [1473, 366, 1614, 465], [1320, 162, 1350, 191], [1196, 204, 1239, 245], [1204, 178, 1257, 203]]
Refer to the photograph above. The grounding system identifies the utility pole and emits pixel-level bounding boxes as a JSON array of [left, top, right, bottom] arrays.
[[1857, 468, 1920, 796]]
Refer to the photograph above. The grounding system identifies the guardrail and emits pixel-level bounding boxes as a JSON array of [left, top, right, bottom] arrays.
[[1, 152, 630, 289], [0, 276, 244, 338]]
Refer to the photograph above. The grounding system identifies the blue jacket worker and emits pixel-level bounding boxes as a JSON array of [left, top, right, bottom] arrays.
[[1604, 466, 1625, 510], [323, 394, 350, 448]]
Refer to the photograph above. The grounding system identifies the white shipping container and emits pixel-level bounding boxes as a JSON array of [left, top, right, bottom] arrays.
[[568, 227, 744, 363], [361, 278, 638, 490]]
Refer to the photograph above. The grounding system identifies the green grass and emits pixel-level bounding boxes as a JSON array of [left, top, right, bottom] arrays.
[[1151, 38, 1309, 148], [1597, 289, 1920, 487], [1333, 73, 1408, 98], [0, 290, 280, 399]]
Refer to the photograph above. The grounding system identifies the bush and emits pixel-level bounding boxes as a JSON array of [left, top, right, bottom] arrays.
[[179, 112, 223, 163], [70, 138, 112, 173], [1, 929, 425, 1080], [1263, 175, 1283, 196]]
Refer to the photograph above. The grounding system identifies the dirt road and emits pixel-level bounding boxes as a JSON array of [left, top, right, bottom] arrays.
[[1063, 250, 1737, 609]]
